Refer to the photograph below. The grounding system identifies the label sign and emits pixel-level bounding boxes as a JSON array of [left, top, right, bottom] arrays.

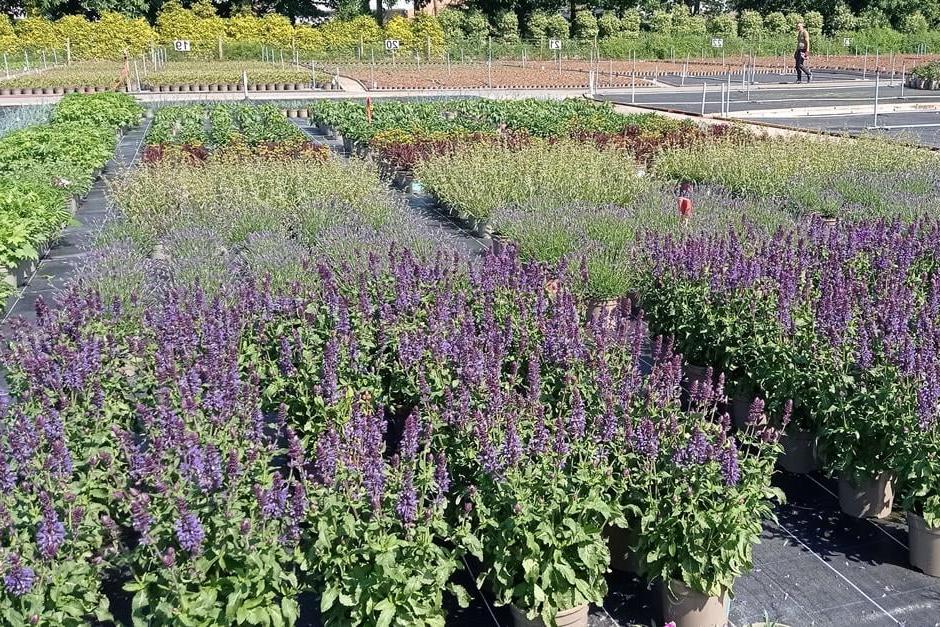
[[843, 37, 852, 47], [548, 39, 562, 50], [710, 38, 724, 49], [173, 40, 191, 52], [384, 39, 400, 51]]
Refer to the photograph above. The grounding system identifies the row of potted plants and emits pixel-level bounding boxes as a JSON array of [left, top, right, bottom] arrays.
[[0, 92, 141, 309], [638, 217, 940, 578], [1, 235, 783, 626]]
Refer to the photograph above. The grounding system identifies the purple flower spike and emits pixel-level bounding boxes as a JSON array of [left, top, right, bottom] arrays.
[[3, 555, 34, 597], [174, 510, 205, 555]]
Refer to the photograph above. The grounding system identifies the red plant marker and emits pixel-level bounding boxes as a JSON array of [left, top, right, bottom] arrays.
[[678, 182, 693, 223]]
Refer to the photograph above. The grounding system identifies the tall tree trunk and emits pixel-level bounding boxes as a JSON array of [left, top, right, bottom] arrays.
[[569, 0, 576, 22]]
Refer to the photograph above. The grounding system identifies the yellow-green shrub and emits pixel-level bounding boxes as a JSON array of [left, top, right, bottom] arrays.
[[383, 16, 415, 49], [260, 14, 293, 46], [411, 14, 444, 55], [226, 13, 263, 42], [14, 17, 58, 50]]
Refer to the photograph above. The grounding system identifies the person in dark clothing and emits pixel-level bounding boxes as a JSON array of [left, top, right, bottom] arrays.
[[795, 22, 812, 83]]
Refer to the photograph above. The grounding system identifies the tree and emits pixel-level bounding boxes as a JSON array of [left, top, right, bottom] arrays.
[[545, 12, 567, 38], [858, 6, 890, 29], [900, 10, 928, 33], [737, 9, 762, 39], [829, 2, 856, 32], [621, 7, 640, 34], [572, 10, 597, 39], [526, 9, 549, 38], [462, 8, 488, 42], [597, 12, 620, 38], [804, 10, 823, 36], [648, 9, 671, 34], [708, 12, 737, 37], [493, 9, 518, 42], [764, 11, 787, 35]]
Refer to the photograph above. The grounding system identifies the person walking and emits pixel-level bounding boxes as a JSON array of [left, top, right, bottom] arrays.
[[795, 22, 812, 83]]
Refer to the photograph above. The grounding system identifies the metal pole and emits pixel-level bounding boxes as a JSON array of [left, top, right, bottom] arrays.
[[901, 64, 906, 99], [874, 71, 880, 127], [24, 51, 29, 72], [133, 60, 140, 92], [890, 54, 896, 86], [701, 82, 707, 116], [863, 49, 868, 79], [631, 71, 635, 103]]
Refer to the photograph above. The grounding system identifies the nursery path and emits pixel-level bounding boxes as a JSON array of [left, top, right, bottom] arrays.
[[290, 119, 491, 258], [0, 121, 150, 394]]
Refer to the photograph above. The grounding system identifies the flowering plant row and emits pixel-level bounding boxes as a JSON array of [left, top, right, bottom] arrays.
[[0, 93, 141, 303], [0, 242, 783, 625], [639, 219, 940, 526]]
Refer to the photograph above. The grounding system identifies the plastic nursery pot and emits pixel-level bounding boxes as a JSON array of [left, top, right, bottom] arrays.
[[661, 579, 730, 627], [838, 473, 894, 519], [509, 603, 589, 627], [586, 297, 621, 323], [475, 218, 493, 239], [777, 428, 818, 474], [731, 396, 755, 431], [682, 363, 712, 395], [908, 512, 940, 577], [605, 525, 643, 575]]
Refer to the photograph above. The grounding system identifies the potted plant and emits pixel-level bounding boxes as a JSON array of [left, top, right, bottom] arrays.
[[631, 382, 783, 627], [899, 410, 940, 576]]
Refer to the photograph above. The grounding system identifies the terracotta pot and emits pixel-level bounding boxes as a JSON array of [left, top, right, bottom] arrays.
[[908, 512, 940, 577], [52, 86, 63, 94], [838, 474, 893, 519], [95, 85, 105, 92], [169, 84, 178, 92], [605, 524, 643, 574], [778, 428, 817, 474], [274, 82, 285, 90], [265, 83, 276, 90], [41, 87, 51, 95], [510, 603, 588, 627], [661, 579, 729, 627], [181, 84, 192, 92]]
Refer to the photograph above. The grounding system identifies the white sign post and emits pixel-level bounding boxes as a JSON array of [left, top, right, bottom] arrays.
[[173, 40, 192, 53]]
